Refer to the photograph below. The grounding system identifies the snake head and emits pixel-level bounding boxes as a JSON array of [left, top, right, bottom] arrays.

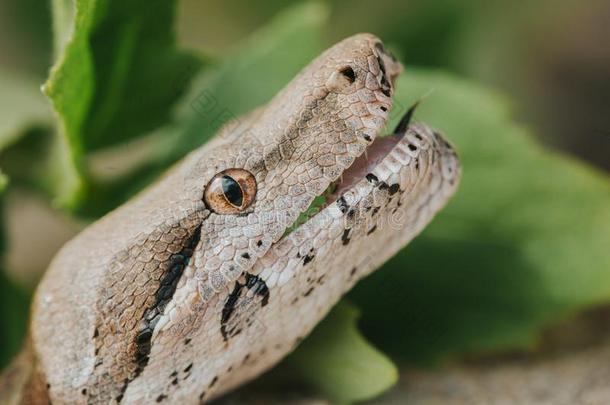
[[30, 34, 459, 403]]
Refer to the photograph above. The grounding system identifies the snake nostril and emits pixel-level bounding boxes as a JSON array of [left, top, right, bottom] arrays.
[[326, 66, 357, 92], [338, 66, 356, 83]]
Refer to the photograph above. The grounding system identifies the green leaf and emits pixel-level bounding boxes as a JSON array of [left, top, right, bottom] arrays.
[[0, 183, 30, 370], [0, 172, 6, 192], [349, 69, 610, 365], [0, 69, 49, 151], [0, 69, 48, 369], [286, 302, 398, 403], [0, 270, 30, 370], [42, 0, 201, 209], [0, 69, 69, 198]]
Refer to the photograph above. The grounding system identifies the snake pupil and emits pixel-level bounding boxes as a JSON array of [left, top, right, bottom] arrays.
[[221, 175, 243, 207]]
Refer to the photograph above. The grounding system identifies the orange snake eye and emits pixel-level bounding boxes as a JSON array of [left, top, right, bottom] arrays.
[[203, 169, 257, 214]]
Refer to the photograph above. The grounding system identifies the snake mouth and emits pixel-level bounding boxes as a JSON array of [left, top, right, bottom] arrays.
[[285, 105, 419, 234], [329, 105, 417, 200]]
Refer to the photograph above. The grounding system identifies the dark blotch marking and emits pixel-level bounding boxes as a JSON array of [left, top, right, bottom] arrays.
[[372, 207, 380, 216], [388, 183, 400, 195], [339, 66, 356, 83], [378, 181, 389, 191], [116, 378, 129, 403], [156, 394, 167, 402], [347, 209, 355, 219], [221, 273, 270, 341], [342, 229, 351, 245], [81, 389, 87, 396], [366, 173, 378, 183], [363, 134, 372, 142], [172, 378, 178, 386], [374, 50, 392, 96], [184, 338, 191, 345], [380, 106, 387, 112], [408, 143, 417, 151], [134, 225, 202, 376], [184, 363, 193, 373], [302, 254, 315, 265], [337, 196, 349, 213], [367, 225, 377, 235], [377, 59, 386, 76], [93, 328, 99, 338], [246, 274, 270, 306], [256, 240, 263, 247], [303, 287, 315, 297], [209, 376, 219, 388], [241, 252, 250, 259]]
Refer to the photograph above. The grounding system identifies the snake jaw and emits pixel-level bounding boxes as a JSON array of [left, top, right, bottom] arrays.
[[282, 100, 426, 235]]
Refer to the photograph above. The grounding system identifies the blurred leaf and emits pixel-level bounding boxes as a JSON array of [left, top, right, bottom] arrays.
[[0, 69, 68, 198], [0, 69, 49, 150], [0, 172, 6, 193], [42, 0, 201, 209], [0, 70, 50, 370], [0, 67, 78, 203], [0, 187, 30, 370], [350, 69, 610, 365], [0, 270, 30, 370], [286, 302, 398, 403]]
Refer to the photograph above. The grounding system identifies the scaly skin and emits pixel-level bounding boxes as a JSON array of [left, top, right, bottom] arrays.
[[0, 34, 460, 404]]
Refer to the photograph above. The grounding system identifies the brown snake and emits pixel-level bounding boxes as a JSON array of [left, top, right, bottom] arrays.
[[0, 33, 460, 404]]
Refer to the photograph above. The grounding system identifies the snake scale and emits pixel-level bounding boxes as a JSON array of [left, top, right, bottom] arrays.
[[0, 34, 460, 404]]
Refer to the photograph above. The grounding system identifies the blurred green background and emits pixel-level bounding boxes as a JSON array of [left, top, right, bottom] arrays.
[[3, 0, 609, 170], [0, 0, 609, 402]]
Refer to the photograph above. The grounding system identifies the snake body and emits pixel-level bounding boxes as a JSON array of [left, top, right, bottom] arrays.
[[1, 34, 460, 404]]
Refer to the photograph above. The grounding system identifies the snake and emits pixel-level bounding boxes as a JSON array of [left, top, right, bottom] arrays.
[[0, 33, 460, 404]]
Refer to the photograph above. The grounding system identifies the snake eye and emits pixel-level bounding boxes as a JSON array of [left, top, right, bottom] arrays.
[[204, 168, 257, 214]]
